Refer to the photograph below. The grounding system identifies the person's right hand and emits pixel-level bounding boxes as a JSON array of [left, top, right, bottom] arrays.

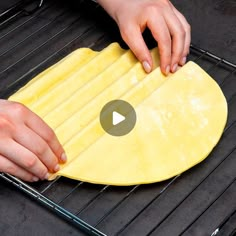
[[0, 99, 66, 182], [98, 0, 191, 75]]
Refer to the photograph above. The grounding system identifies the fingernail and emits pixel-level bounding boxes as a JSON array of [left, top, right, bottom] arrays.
[[180, 56, 187, 65], [165, 65, 170, 75], [32, 176, 39, 182], [44, 173, 50, 180], [61, 153, 67, 162], [172, 63, 178, 73], [54, 164, 60, 172], [142, 61, 152, 73]]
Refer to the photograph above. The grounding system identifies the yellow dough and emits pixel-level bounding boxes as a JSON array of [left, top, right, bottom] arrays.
[[9, 43, 228, 185]]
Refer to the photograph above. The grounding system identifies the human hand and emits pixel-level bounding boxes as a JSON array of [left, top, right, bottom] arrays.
[[97, 0, 191, 75], [0, 100, 66, 182]]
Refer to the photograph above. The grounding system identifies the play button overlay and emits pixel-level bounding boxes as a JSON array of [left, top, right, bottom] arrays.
[[100, 100, 136, 136]]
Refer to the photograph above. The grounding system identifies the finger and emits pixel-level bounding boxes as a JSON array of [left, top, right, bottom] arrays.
[[147, 15, 172, 75], [0, 154, 39, 182], [119, 22, 153, 73], [0, 139, 49, 180], [13, 125, 60, 173], [24, 109, 66, 163], [164, 9, 186, 72], [171, 7, 191, 65]]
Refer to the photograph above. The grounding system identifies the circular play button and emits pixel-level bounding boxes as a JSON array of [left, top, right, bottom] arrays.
[[100, 100, 136, 136]]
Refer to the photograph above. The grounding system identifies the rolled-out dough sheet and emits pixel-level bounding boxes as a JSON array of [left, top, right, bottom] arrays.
[[9, 43, 228, 185]]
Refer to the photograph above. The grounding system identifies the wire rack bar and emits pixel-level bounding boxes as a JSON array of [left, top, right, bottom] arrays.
[[76, 185, 110, 216], [115, 175, 179, 235], [0, 10, 23, 27], [57, 181, 84, 204], [0, 0, 45, 26], [94, 185, 140, 227], [0, 1, 55, 41], [0, 15, 83, 75], [179, 177, 236, 235], [190, 44, 236, 69], [220, 69, 236, 87], [0, 173, 106, 236], [0, 0, 26, 18], [40, 176, 61, 194], [0, 10, 70, 58]]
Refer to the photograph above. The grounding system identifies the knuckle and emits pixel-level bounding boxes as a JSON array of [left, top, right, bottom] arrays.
[[146, 5, 157, 14], [11, 102, 27, 117], [24, 156, 37, 168], [145, 1, 168, 13], [0, 116, 12, 129], [162, 0, 171, 5], [5, 164, 17, 174], [34, 145, 47, 157]]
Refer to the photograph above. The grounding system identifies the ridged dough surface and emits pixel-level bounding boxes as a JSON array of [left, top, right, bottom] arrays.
[[9, 43, 227, 185]]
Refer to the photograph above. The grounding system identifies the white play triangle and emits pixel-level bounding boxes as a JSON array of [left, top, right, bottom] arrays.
[[112, 111, 125, 125]]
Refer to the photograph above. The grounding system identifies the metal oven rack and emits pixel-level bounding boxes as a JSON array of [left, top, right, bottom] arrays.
[[0, 0, 236, 235]]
